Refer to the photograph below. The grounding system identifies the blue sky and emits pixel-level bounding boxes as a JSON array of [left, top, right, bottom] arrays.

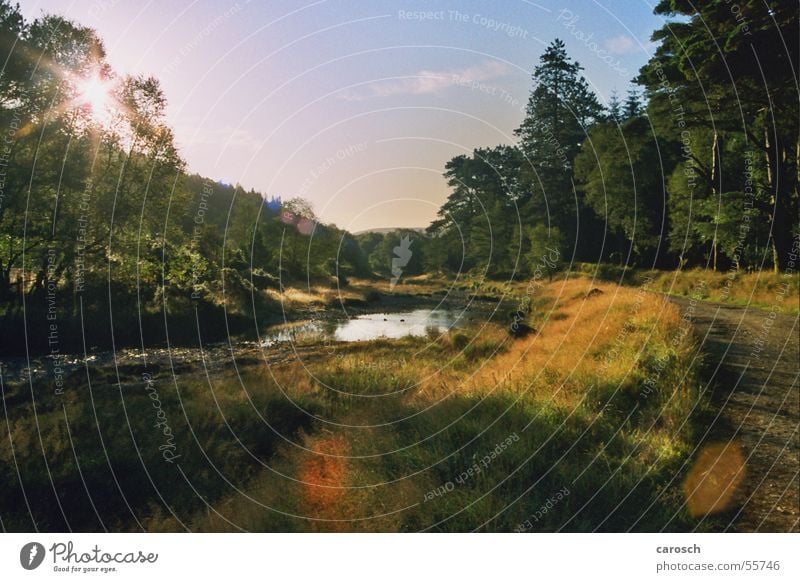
[[20, 0, 667, 231]]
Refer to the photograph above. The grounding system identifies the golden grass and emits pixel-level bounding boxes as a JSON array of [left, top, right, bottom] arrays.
[[414, 277, 685, 405], [260, 275, 454, 315], [2, 271, 711, 533], [264, 285, 346, 306], [645, 269, 799, 313], [17, 274, 700, 532], [566, 264, 798, 313], [178, 276, 701, 531]]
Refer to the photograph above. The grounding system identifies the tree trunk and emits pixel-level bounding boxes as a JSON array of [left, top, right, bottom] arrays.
[[763, 126, 780, 273], [710, 131, 721, 271], [762, 125, 799, 272], [0, 262, 8, 302]]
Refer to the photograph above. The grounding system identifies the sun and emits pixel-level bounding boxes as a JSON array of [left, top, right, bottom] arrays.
[[74, 73, 114, 125]]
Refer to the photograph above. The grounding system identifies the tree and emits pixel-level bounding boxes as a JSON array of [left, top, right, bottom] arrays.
[[515, 39, 604, 257], [623, 88, 642, 120], [575, 116, 669, 264], [428, 146, 523, 276], [0, 10, 111, 302], [638, 0, 798, 271], [607, 90, 623, 122], [524, 224, 564, 280], [369, 230, 425, 279], [0, 1, 26, 110]]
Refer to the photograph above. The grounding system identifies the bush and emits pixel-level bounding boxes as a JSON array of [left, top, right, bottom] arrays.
[[450, 331, 470, 350]]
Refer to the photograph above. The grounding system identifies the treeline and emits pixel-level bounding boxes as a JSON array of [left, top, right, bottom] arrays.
[[420, 1, 798, 277], [0, 2, 367, 354], [1, 1, 797, 354]]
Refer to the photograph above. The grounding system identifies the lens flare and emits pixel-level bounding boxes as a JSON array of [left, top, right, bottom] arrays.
[[74, 73, 114, 125]]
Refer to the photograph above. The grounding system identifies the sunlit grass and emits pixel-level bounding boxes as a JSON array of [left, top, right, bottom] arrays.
[[569, 263, 799, 313], [183, 277, 704, 531], [1, 276, 706, 532]]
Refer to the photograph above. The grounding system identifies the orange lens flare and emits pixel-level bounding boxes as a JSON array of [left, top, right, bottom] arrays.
[[683, 442, 746, 518]]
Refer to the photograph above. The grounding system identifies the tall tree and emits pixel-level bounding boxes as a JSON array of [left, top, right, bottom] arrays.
[[623, 88, 642, 120], [607, 90, 623, 122], [575, 116, 670, 265], [638, 0, 798, 271], [515, 39, 604, 257], [428, 146, 523, 275]]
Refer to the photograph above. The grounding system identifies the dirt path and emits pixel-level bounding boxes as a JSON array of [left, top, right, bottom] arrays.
[[669, 297, 799, 532]]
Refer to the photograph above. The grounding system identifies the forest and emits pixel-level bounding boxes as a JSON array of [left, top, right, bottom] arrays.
[[0, 0, 798, 536], [1, 0, 797, 352]]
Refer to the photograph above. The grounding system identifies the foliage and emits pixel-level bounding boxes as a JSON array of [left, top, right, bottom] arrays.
[[0, 2, 366, 353]]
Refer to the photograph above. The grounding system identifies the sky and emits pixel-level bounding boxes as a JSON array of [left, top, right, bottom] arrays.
[[19, 0, 667, 232]]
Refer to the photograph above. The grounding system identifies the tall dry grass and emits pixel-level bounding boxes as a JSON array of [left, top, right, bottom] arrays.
[[175, 277, 705, 532], [1, 276, 706, 532]]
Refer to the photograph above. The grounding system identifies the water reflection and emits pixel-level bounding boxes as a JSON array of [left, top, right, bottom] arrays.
[[261, 309, 469, 347]]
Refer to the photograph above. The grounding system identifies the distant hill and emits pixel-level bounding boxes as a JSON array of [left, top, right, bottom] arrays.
[[353, 227, 427, 235]]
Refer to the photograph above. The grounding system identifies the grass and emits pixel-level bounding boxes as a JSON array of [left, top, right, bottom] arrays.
[[570, 263, 800, 314], [642, 269, 799, 313], [1, 276, 709, 532], [262, 275, 454, 313], [0, 366, 320, 531]]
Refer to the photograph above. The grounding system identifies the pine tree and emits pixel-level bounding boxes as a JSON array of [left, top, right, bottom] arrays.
[[575, 116, 668, 264], [515, 38, 604, 254], [638, 0, 798, 271], [623, 88, 641, 119], [607, 90, 622, 122]]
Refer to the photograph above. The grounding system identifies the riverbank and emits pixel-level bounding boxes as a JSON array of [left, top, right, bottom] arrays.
[[0, 275, 708, 532]]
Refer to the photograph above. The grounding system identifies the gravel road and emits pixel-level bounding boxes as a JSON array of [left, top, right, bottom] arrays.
[[669, 297, 799, 532]]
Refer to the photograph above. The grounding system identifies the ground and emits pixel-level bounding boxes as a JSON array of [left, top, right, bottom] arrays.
[[670, 296, 799, 532], [2, 275, 796, 532]]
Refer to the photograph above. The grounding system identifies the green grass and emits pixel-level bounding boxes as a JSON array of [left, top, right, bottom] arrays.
[[1, 277, 709, 532], [571, 263, 800, 313], [0, 367, 320, 531]]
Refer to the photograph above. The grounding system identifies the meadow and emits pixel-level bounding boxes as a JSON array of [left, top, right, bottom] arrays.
[[570, 264, 800, 314], [1, 277, 709, 532]]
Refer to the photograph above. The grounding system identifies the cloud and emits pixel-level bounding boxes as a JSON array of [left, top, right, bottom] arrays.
[[604, 34, 637, 55], [338, 60, 511, 101]]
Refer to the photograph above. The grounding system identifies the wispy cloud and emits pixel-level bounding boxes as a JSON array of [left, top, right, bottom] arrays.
[[604, 34, 637, 55], [338, 60, 511, 101]]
